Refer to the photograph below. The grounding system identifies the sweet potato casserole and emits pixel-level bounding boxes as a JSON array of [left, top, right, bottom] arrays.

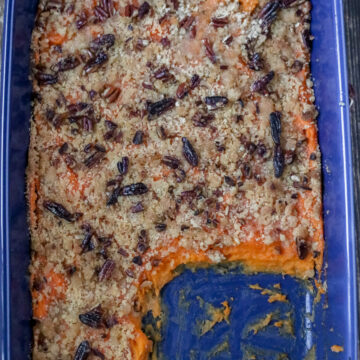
[[28, 0, 323, 358]]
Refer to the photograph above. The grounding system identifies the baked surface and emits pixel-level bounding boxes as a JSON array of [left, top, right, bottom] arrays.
[[28, 0, 323, 358]]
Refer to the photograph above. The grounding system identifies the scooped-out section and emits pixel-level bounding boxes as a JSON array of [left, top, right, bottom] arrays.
[[142, 264, 327, 360]]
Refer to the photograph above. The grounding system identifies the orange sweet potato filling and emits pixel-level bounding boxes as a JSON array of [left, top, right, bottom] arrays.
[[32, 269, 67, 319], [30, 1, 323, 358]]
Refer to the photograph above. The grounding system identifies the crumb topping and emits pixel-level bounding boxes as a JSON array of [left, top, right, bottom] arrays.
[[28, 0, 322, 358]]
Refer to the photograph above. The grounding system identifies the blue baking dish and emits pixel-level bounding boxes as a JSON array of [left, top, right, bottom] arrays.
[[0, 0, 357, 359]]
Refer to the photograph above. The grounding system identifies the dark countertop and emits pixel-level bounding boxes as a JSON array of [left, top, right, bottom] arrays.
[[0, 0, 358, 335], [344, 0, 360, 333]]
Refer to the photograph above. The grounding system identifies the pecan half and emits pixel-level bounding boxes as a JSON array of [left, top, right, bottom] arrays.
[[79, 305, 103, 328], [182, 137, 198, 167], [43, 200, 78, 222], [98, 259, 115, 281], [74, 341, 91, 360]]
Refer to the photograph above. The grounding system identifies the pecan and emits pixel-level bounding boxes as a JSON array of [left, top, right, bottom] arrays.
[[84, 149, 106, 168], [124, 4, 134, 17], [76, 12, 88, 29], [296, 238, 308, 260], [205, 96, 228, 109], [190, 74, 201, 89], [156, 126, 168, 140], [35, 72, 58, 85], [136, 39, 147, 51], [43, 200, 78, 222], [154, 66, 173, 82], [155, 223, 167, 232], [81, 116, 94, 132], [224, 176, 236, 186], [179, 16, 195, 30], [243, 163, 252, 178], [32, 277, 45, 291], [137, 230, 149, 253], [250, 71, 275, 93], [133, 130, 144, 145], [95, 144, 106, 152], [107, 187, 121, 206], [46, 0, 64, 11], [170, 0, 179, 10], [65, 265, 77, 276], [120, 183, 148, 196], [174, 168, 186, 183], [105, 120, 117, 130], [302, 29, 313, 50], [246, 142, 257, 154], [132, 255, 143, 266], [80, 48, 94, 63], [114, 131, 123, 143], [224, 35, 233, 45], [100, 84, 121, 103], [68, 101, 90, 113], [138, 2, 151, 19], [176, 83, 189, 99], [162, 155, 181, 169], [182, 137, 198, 167], [293, 180, 312, 191], [117, 157, 129, 175], [142, 82, 154, 90], [51, 56, 80, 72], [258, 0, 280, 31], [83, 52, 108, 75], [192, 112, 214, 127], [58, 142, 68, 154], [131, 202, 144, 213], [94, 6, 109, 21], [79, 305, 103, 328], [98, 259, 115, 281], [284, 150, 296, 165], [104, 315, 118, 329], [90, 34, 115, 52], [215, 141, 225, 152], [101, 0, 115, 16], [291, 60, 303, 73], [280, 0, 297, 8], [81, 224, 95, 253], [74, 341, 91, 360], [161, 37, 171, 47], [147, 98, 176, 119], [273, 144, 285, 178], [152, 258, 161, 266], [248, 52, 264, 71], [125, 268, 136, 278], [92, 348, 105, 359], [66, 4, 74, 15], [103, 130, 114, 141], [118, 247, 129, 257], [203, 39, 216, 64], [256, 142, 267, 157], [269, 111, 282, 145], [190, 25, 197, 39], [211, 17, 229, 28]]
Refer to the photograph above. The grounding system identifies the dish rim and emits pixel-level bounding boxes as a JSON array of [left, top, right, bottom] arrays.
[[0, 0, 357, 358]]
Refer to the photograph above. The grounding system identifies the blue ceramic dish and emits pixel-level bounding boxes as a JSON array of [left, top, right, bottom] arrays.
[[0, 1, 357, 359]]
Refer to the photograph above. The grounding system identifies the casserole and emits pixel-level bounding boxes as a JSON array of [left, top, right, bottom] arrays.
[[0, 0, 357, 359]]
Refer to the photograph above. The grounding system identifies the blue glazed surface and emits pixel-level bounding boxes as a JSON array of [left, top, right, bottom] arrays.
[[0, 0, 357, 359], [150, 267, 322, 359]]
